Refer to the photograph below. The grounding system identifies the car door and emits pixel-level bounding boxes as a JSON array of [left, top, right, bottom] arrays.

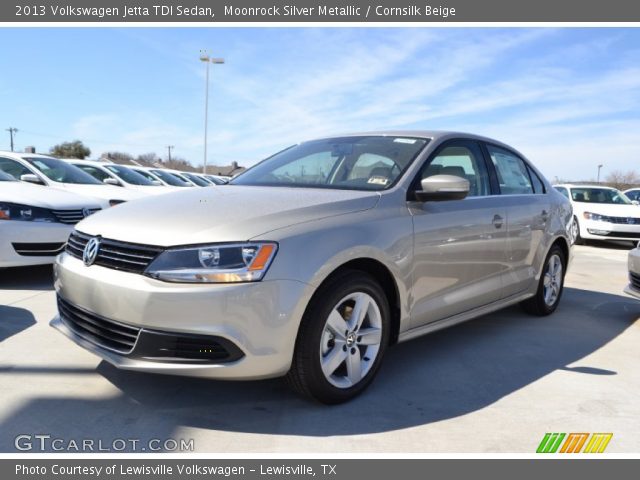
[[408, 139, 508, 328], [485, 143, 551, 297]]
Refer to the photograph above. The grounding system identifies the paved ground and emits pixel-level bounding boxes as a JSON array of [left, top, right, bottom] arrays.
[[1, 243, 639, 453]]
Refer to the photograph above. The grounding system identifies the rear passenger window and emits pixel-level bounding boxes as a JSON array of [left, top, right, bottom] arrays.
[[420, 144, 490, 197], [526, 165, 546, 194], [487, 145, 533, 195]]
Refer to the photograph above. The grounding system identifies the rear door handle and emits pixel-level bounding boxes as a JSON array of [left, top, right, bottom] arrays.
[[492, 214, 503, 229]]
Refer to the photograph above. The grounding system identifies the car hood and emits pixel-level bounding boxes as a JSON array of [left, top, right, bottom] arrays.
[[76, 185, 380, 246], [0, 181, 102, 210], [572, 202, 640, 217]]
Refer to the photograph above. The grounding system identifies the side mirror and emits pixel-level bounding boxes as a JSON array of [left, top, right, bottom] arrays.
[[414, 174, 470, 202], [633, 200, 639, 206], [20, 173, 44, 185], [103, 178, 121, 186], [151, 180, 162, 186]]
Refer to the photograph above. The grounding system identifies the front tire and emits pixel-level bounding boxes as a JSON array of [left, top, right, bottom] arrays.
[[520, 245, 566, 316], [286, 270, 390, 404], [572, 216, 585, 245]]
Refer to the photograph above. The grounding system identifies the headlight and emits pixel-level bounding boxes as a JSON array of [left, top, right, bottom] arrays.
[[145, 242, 278, 283], [0, 202, 57, 222], [109, 200, 126, 207], [583, 212, 605, 221]]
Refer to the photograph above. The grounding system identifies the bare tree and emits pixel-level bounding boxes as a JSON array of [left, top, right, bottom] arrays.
[[136, 152, 160, 166], [605, 170, 640, 191], [101, 151, 134, 165]]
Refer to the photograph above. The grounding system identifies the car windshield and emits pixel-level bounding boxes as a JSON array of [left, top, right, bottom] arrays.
[[206, 175, 226, 185], [570, 187, 632, 205], [150, 169, 192, 187], [232, 136, 429, 191], [133, 169, 161, 183], [24, 157, 102, 185], [182, 173, 210, 187], [0, 170, 16, 181], [105, 165, 154, 186]]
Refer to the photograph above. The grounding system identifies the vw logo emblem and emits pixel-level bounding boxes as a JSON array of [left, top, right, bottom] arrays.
[[628, 218, 636, 225], [83, 237, 101, 266], [82, 208, 93, 218]]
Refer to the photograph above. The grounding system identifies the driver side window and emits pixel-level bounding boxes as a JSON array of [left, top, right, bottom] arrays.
[[419, 143, 490, 197]]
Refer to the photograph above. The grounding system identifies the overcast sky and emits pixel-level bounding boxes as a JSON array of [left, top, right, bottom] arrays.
[[1, 27, 639, 180]]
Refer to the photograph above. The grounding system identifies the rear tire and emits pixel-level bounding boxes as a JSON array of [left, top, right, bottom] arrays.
[[520, 245, 566, 316], [286, 270, 390, 404]]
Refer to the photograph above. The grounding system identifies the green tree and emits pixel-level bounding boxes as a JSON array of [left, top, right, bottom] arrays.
[[50, 140, 91, 159]]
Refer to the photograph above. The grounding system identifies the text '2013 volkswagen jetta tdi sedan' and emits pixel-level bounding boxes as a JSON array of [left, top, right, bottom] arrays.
[[52, 131, 572, 404]]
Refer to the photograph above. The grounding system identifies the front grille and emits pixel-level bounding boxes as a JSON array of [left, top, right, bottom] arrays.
[[52, 208, 101, 225], [65, 230, 163, 274], [57, 296, 141, 354], [12, 242, 66, 257], [630, 272, 640, 291]]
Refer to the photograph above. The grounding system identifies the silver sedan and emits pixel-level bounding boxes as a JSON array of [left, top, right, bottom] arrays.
[[51, 131, 572, 404]]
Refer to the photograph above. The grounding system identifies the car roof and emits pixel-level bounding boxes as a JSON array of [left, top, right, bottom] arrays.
[[0, 151, 59, 161], [554, 184, 618, 190], [64, 159, 113, 167], [307, 130, 516, 149]]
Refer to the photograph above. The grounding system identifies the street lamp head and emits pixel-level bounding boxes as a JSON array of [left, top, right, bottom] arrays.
[[199, 54, 210, 62], [211, 58, 225, 64]]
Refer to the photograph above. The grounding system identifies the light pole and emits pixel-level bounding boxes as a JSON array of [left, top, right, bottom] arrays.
[[200, 51, 224, 174], [597, 164, 603, 183]]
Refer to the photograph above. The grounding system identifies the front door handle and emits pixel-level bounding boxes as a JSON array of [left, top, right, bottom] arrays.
[[492, 214, 503, 229]]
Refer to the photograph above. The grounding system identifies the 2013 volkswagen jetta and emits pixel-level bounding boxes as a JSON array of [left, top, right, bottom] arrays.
[[51, 131, 572, 403]]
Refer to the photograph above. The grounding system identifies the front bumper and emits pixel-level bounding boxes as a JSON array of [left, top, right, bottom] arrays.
[[52, 253, 314, 379], [625, 248, 640, 300], [580, 219, 640, 241], [0, 221, 72, 267]]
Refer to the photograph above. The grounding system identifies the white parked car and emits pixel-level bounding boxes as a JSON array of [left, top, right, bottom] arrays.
[[623, 188, 640, 203], [554, 184, 640, 245], [0, 152, 146, 209], [66, 160, 177, 195], [0, 170, 101, 267]]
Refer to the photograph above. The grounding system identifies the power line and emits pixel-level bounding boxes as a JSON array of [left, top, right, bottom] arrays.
[[5, 127, 18, 152]]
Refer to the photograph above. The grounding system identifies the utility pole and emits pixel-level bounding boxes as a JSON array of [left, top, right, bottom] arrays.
[[166, 145, 174, 162], [6, 127, 17, 152]]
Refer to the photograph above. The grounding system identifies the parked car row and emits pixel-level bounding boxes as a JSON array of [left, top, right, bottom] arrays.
[[0, 150, 226, 268], [6, 133, 639, 404]]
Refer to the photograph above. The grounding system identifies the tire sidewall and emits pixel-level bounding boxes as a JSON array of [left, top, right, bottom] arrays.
[[538, 245, 566, 314], [300, 272, 391, 403]]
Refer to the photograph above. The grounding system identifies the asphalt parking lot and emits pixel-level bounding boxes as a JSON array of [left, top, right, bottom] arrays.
[[1, 243, 639, 453]]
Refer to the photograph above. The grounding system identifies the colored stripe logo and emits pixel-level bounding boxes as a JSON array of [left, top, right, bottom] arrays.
[[537, 433, 613, 453]]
